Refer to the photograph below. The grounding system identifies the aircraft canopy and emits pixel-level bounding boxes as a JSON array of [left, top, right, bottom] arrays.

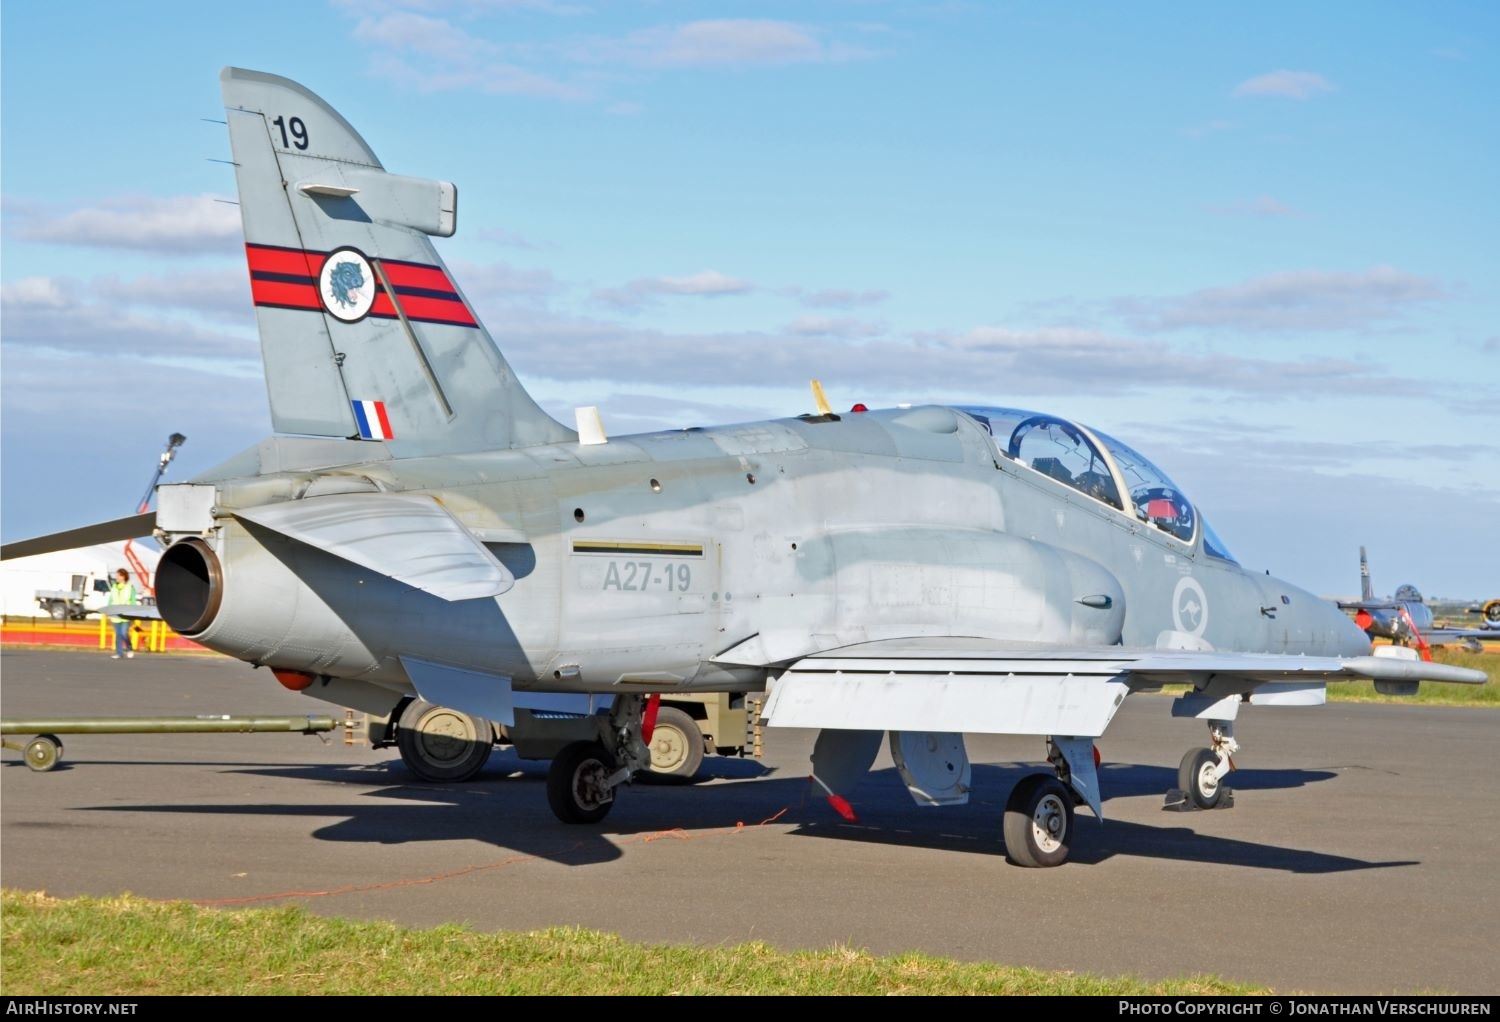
[[956, 406, 1238, 564]]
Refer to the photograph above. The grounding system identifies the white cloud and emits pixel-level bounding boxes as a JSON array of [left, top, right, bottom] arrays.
[[450, 260, 558, 300], [783, 286, 890, 309], [0, 277, 69, 309], [649, 270, 751, 296], [353, 12, 585, 98], [11, 194, 241, 255], [785, 315, 883, 339], [1118, 266, 1444, 333], [92, 269, 252, 321], [1, 273, 257, 362], [593, 270, 753, 309], [1233, 70, 1336, 100], [471, 300, 1419, 401], [572, 20, 870, 68], [346, 12, 873, 104]]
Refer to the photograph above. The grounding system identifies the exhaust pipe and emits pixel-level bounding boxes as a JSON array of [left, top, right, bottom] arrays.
[[156, 538, 223, 635]]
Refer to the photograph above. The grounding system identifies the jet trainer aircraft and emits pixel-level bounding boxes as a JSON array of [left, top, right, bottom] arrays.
[[1338, 547, 1497, 656], [3, 69, 1482, 868]]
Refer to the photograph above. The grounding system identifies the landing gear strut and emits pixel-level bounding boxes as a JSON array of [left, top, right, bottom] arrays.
[[544, 694, 652, 825], [1167, 720, 1237, 811]]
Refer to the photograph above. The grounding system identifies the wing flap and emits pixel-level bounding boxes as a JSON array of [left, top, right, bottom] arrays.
[[234, 493, 513, 601], [765, 641, 1486, 736], [766, 667, 1131, 737]]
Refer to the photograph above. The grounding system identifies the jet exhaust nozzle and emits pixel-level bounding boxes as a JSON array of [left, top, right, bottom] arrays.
[[156, 538, 224, 635]]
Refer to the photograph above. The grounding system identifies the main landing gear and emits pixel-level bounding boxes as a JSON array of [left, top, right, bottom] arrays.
[[395, 699, 496, 783], [999, 736, 1100, 868], [545, 694, 652, 825], [1003, 773, 1075, 868], [1166, 720, 1237, 811]]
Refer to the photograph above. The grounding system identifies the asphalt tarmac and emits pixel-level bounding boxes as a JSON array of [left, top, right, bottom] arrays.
[[2, 647, 1496, 993]]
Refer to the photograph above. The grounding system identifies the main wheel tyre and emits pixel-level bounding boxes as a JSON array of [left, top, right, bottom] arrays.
[[396, 699, 494, 783], [1178, 746, 1225, 810], [646, 706, 704, 781], [547, 741, 617, 824], [47, 602, 66, 621], [24, 735, 62, 772], [1003, 773, 1075, 868]]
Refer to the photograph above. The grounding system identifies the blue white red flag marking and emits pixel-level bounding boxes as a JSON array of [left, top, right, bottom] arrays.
[[244, 244, 479, 328], [351, 400, 394, 441]]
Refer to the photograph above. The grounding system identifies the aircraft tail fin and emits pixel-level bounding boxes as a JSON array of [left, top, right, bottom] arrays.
[[219, 68, 572, 456], [1359, 546, 1374, 602]]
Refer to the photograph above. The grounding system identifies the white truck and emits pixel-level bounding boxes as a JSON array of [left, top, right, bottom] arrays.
[[34, 574, 111, 621]]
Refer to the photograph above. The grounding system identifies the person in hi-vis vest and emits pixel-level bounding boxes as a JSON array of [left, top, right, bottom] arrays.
[[107, 569, 138, 659]]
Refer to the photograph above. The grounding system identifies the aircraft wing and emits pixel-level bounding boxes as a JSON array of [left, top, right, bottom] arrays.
[[763, 641, 1486, 737], [1, 513, 156, 561], [1423, 626, 1500, 645]]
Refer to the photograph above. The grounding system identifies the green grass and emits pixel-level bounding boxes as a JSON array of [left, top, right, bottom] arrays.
[[1327, 649, 1499, 707], [0, 890, 1258, 996]]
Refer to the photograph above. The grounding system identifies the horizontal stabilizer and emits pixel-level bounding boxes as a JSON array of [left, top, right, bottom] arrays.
[[105, 603, 162, 621], [2, 513, 156, 561], [233, 493, 513, 601]]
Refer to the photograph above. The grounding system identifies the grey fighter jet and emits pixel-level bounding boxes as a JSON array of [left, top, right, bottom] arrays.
[[3, 69, 1483, 868]]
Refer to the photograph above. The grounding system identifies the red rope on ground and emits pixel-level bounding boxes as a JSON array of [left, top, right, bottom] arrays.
[[189, 804, 796, 907]]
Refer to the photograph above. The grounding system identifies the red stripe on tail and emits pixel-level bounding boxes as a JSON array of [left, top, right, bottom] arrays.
[[379, 261, 455, 292], [396, 293, 477, 326], [249, 279, 321, 310], [246, 244, 322, 277]]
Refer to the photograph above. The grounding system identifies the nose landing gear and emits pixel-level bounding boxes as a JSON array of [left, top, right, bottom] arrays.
[[545, 694, 652, 825], [1165, 720, 1237, 811]]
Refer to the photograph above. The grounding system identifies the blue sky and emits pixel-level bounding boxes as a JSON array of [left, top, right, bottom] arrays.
[[2, 1, 1496, 600]]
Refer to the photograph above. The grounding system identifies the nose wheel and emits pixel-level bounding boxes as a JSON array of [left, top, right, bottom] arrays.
[[544, 693, 652, 824], [1165, 720, 1237, 811], [1178, 747, 1226, 809], [1003, 773, 1075, 868]]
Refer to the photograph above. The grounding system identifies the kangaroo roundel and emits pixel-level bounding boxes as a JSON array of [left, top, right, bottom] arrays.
[[319, 247, 376, 322]]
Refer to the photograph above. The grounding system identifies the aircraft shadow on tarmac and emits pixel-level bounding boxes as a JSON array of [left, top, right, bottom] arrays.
[[77, 750, 1414, 874]]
